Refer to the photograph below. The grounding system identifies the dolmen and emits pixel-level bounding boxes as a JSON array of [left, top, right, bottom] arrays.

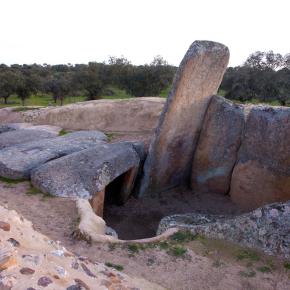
[[31, 142, 143, 215]]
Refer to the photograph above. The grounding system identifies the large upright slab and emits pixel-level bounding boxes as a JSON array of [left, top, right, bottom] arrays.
[[230, 106, 290, 210], [139, 41, 229, 196]]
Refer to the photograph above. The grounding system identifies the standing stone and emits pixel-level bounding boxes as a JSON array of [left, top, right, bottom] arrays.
[[230, 105, 290, 210], [139, 41, 229, 196], [191, 96, 245, 194]]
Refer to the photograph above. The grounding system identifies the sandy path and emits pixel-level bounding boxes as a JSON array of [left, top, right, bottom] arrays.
[[0, 181, 289, 290]]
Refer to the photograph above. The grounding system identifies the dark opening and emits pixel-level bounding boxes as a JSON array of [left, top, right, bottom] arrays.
[[104, 171, 129, 205]]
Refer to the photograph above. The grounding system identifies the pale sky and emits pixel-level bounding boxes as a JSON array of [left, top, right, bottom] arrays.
[[0, 0, 289, 67]]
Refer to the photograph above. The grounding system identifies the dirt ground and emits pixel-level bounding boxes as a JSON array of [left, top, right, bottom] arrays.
[[0, 181, 289, 290]]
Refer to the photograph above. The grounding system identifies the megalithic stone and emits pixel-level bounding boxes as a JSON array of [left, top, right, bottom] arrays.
[[139, 40, 230, 196]]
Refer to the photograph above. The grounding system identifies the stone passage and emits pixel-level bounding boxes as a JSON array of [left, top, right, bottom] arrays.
[[139, 41, 229, 197]]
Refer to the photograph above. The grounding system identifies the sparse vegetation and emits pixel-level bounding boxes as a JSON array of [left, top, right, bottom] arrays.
[[257, 266, 272, 273], [235, 249, 260, 262], [105, 262, 124, 271], [168, 245, 187, 257], [58, 129, 68, 136], [0, 176, 26, 184], [105, 132, 115, 142], [284, 262, 290, 270], [239, 270, 256, 278]]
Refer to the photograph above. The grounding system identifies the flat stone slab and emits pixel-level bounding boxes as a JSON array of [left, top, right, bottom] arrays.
[[139, 41, 229, 196], [0, 131, 107, 179], [31, 142, 141, 200], [158, 200, 290, 259], [191, 96, 245, 194], [0, 129, 57, 149], [0, 123, 62, 135]]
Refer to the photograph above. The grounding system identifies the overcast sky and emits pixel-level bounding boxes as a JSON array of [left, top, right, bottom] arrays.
[[0, 0, 289, 67]]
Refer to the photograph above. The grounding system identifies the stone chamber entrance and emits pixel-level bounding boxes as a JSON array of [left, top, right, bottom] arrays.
[[102, 184, 243, 240]]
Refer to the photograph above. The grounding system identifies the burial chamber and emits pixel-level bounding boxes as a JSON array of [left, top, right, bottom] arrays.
[[0, 40, 289, 256]]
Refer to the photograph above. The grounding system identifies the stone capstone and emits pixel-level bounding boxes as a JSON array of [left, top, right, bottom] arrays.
[[230, 105, 290, 210], [0, 131, 107, 179], [0, 129, 57, 149], [191, 96, 245, 194], [31, 142, 142, 200], [139, 40, 229, 196], [158, 200, 290, 259]]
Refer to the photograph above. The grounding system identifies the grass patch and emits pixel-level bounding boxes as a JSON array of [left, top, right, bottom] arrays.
[[26, 182, 53, 199], [105, 262, 124, 271], [127, 244, 140, 254], [0, 176, 26, 184], [12, 106, 40, 112], [257, 266, 272, 273], [168, 246, 187, 257], [239, 270, 256, 278], [284, 262, 290, 270], [105, 132, 115, 142], [235, 249, 260, 262], [58, 129, 68, 136], [170, 231, 197, 243]]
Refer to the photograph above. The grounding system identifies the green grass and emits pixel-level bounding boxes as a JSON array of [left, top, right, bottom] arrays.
[[284, 262, 290, 270], [257, 265, 272, 273], [159, 86, 171, 98], [170, 231, 197, 243], [0, 87, 132, 108], [168, 245, 187, 257], [235, 249, 260, 262], [105, 262, 124, 271], [12, 106, 40, 112], [105, 132, 115, 142], [0, 176, 26, 184], [58, 129, 68, 136]]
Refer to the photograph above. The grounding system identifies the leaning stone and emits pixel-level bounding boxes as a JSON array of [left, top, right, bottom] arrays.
[[230, 105, 290, 210], [31, 142, 140, 201], [0, 131, 107, 179], [0, 129, 57, 149], [191, 96, 245, 194], [158, 200, 290, 259], [139, 41, 229, 196]]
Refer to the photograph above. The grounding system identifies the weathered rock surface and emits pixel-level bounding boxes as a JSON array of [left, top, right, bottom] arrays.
[[139, 41, 229, 196], [158, 200, 290, 259], [19, 97, 166, 133], [191, 96, 245, 194], [0, 129, 57, 149], [31, 142, 141, 201], [230, 105, 290, 210], [0, 205, 164, 290], [0, 131, 107, 179]]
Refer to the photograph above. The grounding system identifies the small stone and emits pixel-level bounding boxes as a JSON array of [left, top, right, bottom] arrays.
[[7, 238, 20, 247], [37, 276, 53, 287], [74, 279, 90, 290], [0, 221, 10, 231], [26, 288, 36, 290], [81, 263, 96, 278], [66, 286, 82, 290], [71, 260, 79, 269], [20, 267, 35, 275]]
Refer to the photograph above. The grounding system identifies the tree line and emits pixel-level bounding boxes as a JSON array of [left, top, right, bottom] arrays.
[[0, 51, 289, 106], [0, 56, 176, 105], [220, 51, 290, 105]]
